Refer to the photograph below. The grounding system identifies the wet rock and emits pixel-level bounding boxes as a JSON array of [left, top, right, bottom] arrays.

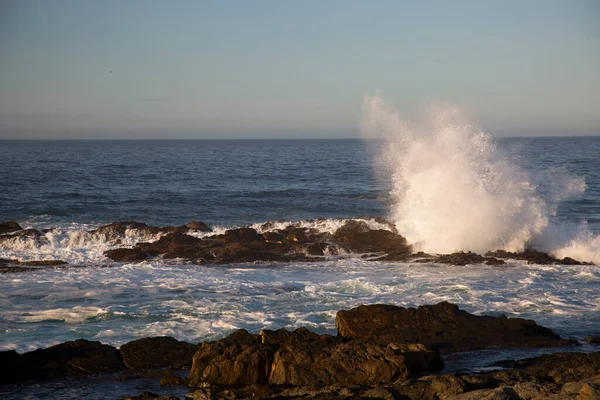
[[120, 337, 199, 370], [486, 250, 588, 265], [93, 221, 161, 240], [306, 242, 327, 255], [3, 339, 124, 383], [414, 251, 504, 266], [104, 248, 151, 262], [160, 374, 188, 386], [184, 221, 211, 232], [336, 302, 578, 353], [495, 352, 600, 385], [332, 220, 411, 254], [0, 228, 44, 245], [220, 228, 264, 243], [0, 221, 22, 234], [22, 259, 68, 266], [586, 337, 600, 344], [119, 392, 180, 400], [137, 232, 210, 260]]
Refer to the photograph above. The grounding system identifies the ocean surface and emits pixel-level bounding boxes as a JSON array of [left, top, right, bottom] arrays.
[[1, 136, 600, 398]]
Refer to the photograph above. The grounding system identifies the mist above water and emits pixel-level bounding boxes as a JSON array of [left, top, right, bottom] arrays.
[[362, 94, 599, 263]]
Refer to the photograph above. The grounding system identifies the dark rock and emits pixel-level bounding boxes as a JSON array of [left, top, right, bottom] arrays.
[[3, 339, 124, 383], [0, 221, 22, 234], [306, 242, 328, 256], [160, 374, 188, 386], [120, 337, 199, 370], [93, 221, 160, 240], [0, 228, 44, 245], [189, 328, 442, 388], [120, 392, 180, 400], [414, 252, 504, 266], [22, 259, 68, 266], [184, 221, 211, 232], [336, 302, 578, 353], [486, 250, 588, 265], [269, 340, 442, 387], [332, 220, 411, 254], [221, 228, 264, 243], [262, 231, 285, 243], [494, 352, 600, 385], [586, 337, 600, 344], [137, 232, 210, 260], [104, 248, 151, 262]]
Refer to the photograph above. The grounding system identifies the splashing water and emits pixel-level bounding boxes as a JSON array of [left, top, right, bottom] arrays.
[[362, 94, 599, 263]]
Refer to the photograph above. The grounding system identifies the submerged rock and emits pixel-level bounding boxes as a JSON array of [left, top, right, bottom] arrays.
[[336, 302, 578, 353]]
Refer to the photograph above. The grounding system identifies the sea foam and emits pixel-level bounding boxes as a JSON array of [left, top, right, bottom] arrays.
[[362, 94, 599, 263]]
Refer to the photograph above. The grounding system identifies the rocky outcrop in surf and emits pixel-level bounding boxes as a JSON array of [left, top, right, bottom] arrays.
[[0, 218, 596, 268]]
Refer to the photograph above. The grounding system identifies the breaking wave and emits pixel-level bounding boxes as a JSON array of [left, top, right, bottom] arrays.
[[362, 94, 599, 264]]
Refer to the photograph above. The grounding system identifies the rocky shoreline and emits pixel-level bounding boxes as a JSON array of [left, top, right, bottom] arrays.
[[0, 218, 594, 271], [2, 302, 600, 399]]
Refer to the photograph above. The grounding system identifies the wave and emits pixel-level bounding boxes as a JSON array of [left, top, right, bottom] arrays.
[[362, 94, 599, 264]]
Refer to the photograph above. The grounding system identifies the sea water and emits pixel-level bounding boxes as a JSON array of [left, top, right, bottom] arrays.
[[1, 111, 599, 397]]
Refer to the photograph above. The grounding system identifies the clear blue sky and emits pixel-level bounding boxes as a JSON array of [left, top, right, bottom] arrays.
[[0, 0, 598, 139]]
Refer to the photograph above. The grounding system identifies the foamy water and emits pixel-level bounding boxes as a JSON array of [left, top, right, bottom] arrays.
[[362, 95, 600, 264], [1, 259, 599, 353]]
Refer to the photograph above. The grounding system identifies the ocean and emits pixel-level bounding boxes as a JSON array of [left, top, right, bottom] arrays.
[[1, 133, 600, 398]]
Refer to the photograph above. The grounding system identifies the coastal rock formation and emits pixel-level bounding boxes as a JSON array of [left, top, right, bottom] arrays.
[[119, 336, 199, 370], [188, 327, 443, 388], [336, 302, 578, 352], [0, 221, 22, 234], [0, 339, 124, 384]]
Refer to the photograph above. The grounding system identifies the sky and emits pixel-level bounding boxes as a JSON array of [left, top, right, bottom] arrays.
[[0, 0, 598, 139]]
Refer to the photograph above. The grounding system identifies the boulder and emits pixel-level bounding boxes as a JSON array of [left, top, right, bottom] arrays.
[[120, 337, 199, 370], [415, 252, 504, 266], [184, 221, 211, 232], [336, 302, 578, 353], [189, 328, 442, 388], [104, 248, 150, 262], [0, 221, 22, 234], [137, 232, 211, 260], [2, 339, 124, 383], [332, 220, 411, 254]]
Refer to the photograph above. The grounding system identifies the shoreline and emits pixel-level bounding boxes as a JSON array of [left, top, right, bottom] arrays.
[[2, 302, 600, 399]]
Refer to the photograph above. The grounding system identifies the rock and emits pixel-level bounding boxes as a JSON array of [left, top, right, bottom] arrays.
[[120, 337, 199, 370], [0, 221, 22, 234], [221, 228, 264, 243], [160, 374, 188, 386], [486, 250, 588, 265], [446, 386, 519, 400], [119, 392, 180, 400], [579, 382, 600, 400], [189, 328, 442, 388], [336, 302, 578, 353], [495, 352, 600, 385], [269, 340, 441, 387], [332, 220, 411, 254], [137, 232, 210, 260], [93, 221, 160, 240], [184, 221, 211, 232], [0, 228, 44, 245], [189, 331, 275, 386], [104, 248, 151, 262], [586, 337, 600, 344], [22, 259, 68, 266], [414, 251, 504, 266], [3, 339, 124, 383]]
